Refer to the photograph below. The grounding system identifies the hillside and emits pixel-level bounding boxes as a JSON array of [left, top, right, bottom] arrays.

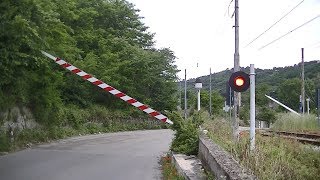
[[182, 60, 320, 113], [187, 60, 320, 94]]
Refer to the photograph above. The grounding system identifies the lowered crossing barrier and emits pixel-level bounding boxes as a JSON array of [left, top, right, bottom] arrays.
[[41, 51, 173, 125]]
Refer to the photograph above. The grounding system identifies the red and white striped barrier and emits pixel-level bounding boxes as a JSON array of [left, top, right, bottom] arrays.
[[41, 51, 173, 124]]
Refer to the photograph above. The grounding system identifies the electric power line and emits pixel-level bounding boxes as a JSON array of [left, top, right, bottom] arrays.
[[259, 14, 320, 50], [245, 0, 305, 47], [224, 0, 234, 18]]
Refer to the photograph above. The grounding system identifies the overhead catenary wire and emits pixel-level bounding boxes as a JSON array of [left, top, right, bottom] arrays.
[[259, 14, 320, 50], [245, 0, 305, 47], [224, 0, 234, 18]]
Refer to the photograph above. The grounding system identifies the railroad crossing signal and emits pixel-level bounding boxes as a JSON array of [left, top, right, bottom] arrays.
[[228, 71, 250, 92]]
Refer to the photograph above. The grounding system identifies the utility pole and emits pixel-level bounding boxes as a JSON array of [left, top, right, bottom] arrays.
[[250, 64, 255, 151], [195, 78, 202, 111], [184, 69, 187, 120], [233, 0, 240, 140], [306, 98, 310, 115], [209, 68, 212, 116], [301, 48, 305, 115]]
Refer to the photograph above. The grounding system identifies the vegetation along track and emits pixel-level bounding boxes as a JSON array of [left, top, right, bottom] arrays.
[[261, 130, 320, 146]]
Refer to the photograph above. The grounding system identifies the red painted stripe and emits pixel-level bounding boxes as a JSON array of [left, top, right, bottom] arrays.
[[61, 63, 71, 68], [138, 105, 148, 111], [104, 86, 114, 91], [71, 69, 81, 74], [127, 99, 137, 104], [82, 74, 92, 80], [115, 92, 125, 98], [92, 80, 103, 86], [43, 52, 172, 124], [150, 111, 160, 117]]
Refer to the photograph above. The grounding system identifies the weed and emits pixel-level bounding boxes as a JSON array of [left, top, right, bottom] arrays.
[[161, 154, 184, 180], [203, 118, 320, 180], [272, 113, 320, 132], [169, 111, 200, 155]]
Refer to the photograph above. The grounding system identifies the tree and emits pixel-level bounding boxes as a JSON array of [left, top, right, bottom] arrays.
[[276, 78, 315, 112], [200, 90, 224, 116], [0, 0, 179, 126]]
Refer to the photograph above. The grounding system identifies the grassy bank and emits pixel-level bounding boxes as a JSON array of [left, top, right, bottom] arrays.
[[272, 113, 320, 133], [203, 118, 320, 180], [0, 118, 166, 153]]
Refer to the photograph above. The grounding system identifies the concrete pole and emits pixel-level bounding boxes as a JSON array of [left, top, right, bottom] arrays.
[[209, 68, 212, 116], [184, 69, 187, 120], [233, 0, 240, 140], [301, 48, 305, 115], [306, 98, 310, 115], [197, 89, 201, 111], [250, 64, 255, 151]]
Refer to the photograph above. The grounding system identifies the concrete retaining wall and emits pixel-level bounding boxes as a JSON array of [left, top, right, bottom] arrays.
[[198, 134, 256, 180]]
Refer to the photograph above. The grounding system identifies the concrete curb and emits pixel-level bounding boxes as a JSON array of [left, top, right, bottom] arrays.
[[198, 133, 257, 180], [171, 153, 206, 180]]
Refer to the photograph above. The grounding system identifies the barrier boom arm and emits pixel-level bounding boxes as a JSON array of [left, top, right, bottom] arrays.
[[41, 51, 173, 124]]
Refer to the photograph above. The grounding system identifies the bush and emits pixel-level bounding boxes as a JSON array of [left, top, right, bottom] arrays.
[[169, 111, 200, 155], [239, 106, 250, 125], [0, 132, 10, 152], [257, 107, 276, 125]]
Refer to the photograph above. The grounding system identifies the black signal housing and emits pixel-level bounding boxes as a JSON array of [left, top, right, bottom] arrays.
[[228, 71, 250, 92]]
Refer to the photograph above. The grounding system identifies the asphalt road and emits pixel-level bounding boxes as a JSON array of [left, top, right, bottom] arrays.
[[0, 129, 174, 180]]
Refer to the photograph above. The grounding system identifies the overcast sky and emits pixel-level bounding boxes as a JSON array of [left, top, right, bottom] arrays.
[[128, 0, 320, 79]]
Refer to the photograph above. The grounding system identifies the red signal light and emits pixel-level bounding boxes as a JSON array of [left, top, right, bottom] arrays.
[[235, 77, 245, 86], [229, 71, 250, 92]]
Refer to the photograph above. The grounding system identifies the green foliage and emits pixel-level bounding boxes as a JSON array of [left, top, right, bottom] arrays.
[[0, 132, 10, 152], [169, 111, 200, 155], [200, 90, 224, 116], [277, 78, 315, 112], [272, 113, 320, 132], [239, 105, 249, 125], [192, 61, 320, 113], [204, 118, 320, 180], [0, 0, 179, 129], [256, 107, 277, 124]]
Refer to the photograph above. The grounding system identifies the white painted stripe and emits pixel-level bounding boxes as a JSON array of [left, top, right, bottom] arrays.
[[132, 102, 143, 107], [87, 77, 98, 83], [77, 71, 87, 77], [120, 95, 131, 101], [56, 60, 66, 65], [166, 119, 173, 124], [155, 114, 166, 120], [66, 65, 77, 71], [98, 83, 109, 89], [109, 89, 121, 95], [143, 108, 154, 114], [41, 51, 56, 60]]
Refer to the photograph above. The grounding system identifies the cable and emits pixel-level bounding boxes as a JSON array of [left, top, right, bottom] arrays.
[[245, 0, 305, 47], [259, 14, 320, 50], [224, 0, 234, 18]]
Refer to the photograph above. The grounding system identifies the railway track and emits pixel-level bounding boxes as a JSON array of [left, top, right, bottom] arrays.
[[261, 130, 320, 146]]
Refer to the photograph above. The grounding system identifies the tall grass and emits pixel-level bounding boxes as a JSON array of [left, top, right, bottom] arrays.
[[161, 155, 184, 180], [203, 118, 320, 180], [272, 113, 320, 132]]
